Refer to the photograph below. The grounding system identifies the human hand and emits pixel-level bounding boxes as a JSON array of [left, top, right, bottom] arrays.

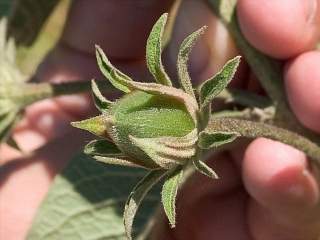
[[1, 0, 320, 239]]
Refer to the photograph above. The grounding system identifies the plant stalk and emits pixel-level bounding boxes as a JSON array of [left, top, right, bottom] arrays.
[[209, 117, 320, 166], [8, 80, 113, 107]]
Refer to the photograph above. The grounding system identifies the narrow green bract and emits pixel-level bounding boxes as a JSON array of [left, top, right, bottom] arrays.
[[177, 26, 207, 98], [96, 45, 132, 93], [161, 166, 183, 228], [192, 158, 219, 179], [199, 56, 241, 108], [124, 169, 167, 240], [91, 79, 112, 112], [146, 13, 172, 86], [71, 115, 108, 138], [198, 131, 239, 149]]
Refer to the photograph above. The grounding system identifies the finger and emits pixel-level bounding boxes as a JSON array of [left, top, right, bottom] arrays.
[[284, 50, 320, 133], [243, 138, 320, 240], [237, 0, 320, 59]]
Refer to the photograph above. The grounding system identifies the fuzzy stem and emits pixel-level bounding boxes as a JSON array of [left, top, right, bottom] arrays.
[[209, 117, 320, 165], [9, 80, 112, 107]]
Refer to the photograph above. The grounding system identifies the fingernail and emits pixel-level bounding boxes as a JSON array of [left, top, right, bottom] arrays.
[[304, 0, 318, 24], [283, 169, 319, 207]]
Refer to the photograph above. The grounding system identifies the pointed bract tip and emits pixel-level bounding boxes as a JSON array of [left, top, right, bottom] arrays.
[[70, 121, 81, 129]]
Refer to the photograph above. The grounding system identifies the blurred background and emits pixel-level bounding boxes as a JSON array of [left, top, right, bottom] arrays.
[[1, 0, 70, 76]]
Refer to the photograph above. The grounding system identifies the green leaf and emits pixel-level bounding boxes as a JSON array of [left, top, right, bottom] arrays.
[[199, 56, 241, 108], [192, 158, 219, 179], [91, 79, 112, 112], [161, 166, 183, 228], [198, 131, 239, 149], [177, 26, 207, 98], [71, 115, 108, 138], [146, 13, 172, 86], [27, 153, 161, 240], [124, 169, 167, 240], [95, 45, 132, 93]]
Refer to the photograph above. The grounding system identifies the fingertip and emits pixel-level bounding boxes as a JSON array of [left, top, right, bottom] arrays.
[[237, 0, 320, 59], [243, 138, 319, 210], [284, 50, 320, 133]]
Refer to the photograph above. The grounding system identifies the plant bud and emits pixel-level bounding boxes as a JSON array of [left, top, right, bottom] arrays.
[[104, 90, 198, 169]]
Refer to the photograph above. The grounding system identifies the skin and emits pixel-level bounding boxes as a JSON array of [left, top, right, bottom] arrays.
[[1, 0, 320, 239]]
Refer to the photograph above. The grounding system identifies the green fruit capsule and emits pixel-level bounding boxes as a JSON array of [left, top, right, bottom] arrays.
[[105, 90, 198, 169]]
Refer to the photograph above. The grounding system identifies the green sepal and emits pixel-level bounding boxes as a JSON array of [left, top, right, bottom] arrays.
[[198, 131, 239, 149], [146, 13, 172, 86], [93, 156, 150, 169], [85, 139, 153, 168], [161, 165, 183, 228], [124, 169, 167, 240], [71, 115, 109, 138], [95, 45, 132, 93], [199, 56, 241, 108], [177, 26, 207, 98], [192, 158, 219, 179], [129, 133, 196, 169], [91, 79, 112, 112]]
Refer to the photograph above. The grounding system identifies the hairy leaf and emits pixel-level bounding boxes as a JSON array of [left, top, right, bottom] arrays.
[[146, 13, 172, 86], [71, 115, 108, 138], [198, 131, 239, 149], [192, 158, 219, 179], [91, 79, 112, 112], [27, 154, 161, 240], [124, 169, 167, 240], [177, 26, 207, 98], [96, 45, 132, 93], [199, 56, 241, 108], [161, 166, 183, 228]]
